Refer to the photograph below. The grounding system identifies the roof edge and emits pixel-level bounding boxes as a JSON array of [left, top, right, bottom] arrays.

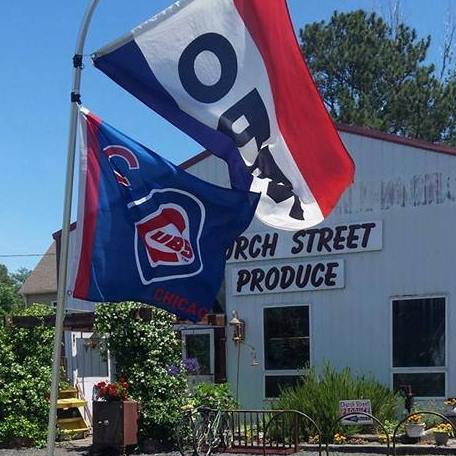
[[337, 123, 456, 157], [180, 150, 212, 169], [178, 124, 456, 169]]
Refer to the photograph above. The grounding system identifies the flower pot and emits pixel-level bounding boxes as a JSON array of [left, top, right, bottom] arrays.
[[434, 431, 449, 446], [445, 405, 456, 416], [406, 423, 425, 438], [92, 400, 138, 451]]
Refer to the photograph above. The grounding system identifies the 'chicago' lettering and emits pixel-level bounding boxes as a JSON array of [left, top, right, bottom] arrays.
[[153, 288, 207, 320]]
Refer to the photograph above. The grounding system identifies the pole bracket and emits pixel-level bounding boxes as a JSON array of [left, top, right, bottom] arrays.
[[71, 92, 81, 104], [73, 54, 83, 69]]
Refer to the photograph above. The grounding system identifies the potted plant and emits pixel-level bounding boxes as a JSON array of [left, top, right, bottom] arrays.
[[92, 376, 139, 452], [405, 414, 425, 438], [444, 398, 456, 415], [432, 423, 453, 446], [94, 377, 129, 401]]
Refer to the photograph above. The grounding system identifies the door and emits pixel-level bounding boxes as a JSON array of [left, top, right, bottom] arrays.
[[71, 331, 111, 423]]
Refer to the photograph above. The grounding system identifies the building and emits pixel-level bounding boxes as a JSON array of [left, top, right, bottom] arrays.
[[20, 242, 57, 306], [182, 124, 456, 409], [26, 123, 456, 411]]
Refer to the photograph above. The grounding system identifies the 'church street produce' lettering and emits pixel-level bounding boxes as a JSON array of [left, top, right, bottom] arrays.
[[227, 221, 382, 262], [233, 260, 344, 295]]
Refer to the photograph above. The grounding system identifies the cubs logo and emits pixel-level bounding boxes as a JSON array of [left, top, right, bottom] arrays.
[[134, 189, 205, 284], [136, 206, 194, 266]]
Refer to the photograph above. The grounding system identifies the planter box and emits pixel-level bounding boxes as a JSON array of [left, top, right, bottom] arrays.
[[405, 423, 425, 438], [434, 431, 450, 446], [93, 400, 138, 451]]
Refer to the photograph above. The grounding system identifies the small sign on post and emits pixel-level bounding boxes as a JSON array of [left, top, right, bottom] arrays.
[[339, 399, 373, 425]]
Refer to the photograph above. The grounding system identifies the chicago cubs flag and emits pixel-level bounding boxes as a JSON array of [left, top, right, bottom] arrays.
[[92, 0, 354, 231], [71, 107, 259, 322]]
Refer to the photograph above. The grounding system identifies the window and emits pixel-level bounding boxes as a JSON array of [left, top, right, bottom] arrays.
[[264, 305, 310, 398], [182, 330, 214, 376], [265, 375, 302, 398], [392, 297, 446, 397]]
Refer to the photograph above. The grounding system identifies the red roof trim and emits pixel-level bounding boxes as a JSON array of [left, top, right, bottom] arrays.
[[180, 150, 212, 169], [52, 222, 77, 241], [179, 124, 456, 170], [336, 123, 456, 157]]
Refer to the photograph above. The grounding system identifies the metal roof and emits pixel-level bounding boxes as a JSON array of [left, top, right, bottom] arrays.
[[179, 123, 456, 169]]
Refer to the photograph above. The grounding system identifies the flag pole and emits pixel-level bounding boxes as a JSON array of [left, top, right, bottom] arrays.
[[46, 1, 100, 455]]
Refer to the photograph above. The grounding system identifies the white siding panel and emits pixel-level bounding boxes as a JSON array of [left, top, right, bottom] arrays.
[[186, 131, 456, 409]]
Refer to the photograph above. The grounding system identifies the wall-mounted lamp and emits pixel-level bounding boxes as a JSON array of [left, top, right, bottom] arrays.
[[229, 310, 246, 344], [229, 310, 258, 366]]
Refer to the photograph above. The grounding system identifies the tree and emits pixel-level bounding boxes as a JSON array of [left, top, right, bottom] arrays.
[[0, 284, 21, 318], [0, 264, 28, 318], [11, 267, 31, 289], [0, 304, 54, 447], [95, 302, 188, 446], [300, 10, 456, 144]]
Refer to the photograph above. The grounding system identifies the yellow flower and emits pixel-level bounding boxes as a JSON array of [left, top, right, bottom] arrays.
[[378, 434, 389, 444], [308, 435, 320, 444], [333, 433, 347, 444], [406, 414, 423, 424], [444, 398, 456, 406], [433, 423, 453, 435]]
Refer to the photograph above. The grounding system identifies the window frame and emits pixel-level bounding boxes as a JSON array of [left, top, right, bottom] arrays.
[[181, 328, 215, 377], [390, 295, 448, 399], [262, 304, 312, 400]]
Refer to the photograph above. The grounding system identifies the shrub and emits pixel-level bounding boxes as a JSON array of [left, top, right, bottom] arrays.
[[95, 302, 188, 447], [272, 365, 400, 442], [0, 304, 54, 447], [191, 382, 238, 410]]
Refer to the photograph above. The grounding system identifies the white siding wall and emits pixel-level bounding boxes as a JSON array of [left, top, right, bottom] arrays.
[[186, 132, 456, 409]]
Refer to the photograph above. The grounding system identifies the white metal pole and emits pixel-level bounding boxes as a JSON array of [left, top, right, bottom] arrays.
[[46, 1, 100, 455]]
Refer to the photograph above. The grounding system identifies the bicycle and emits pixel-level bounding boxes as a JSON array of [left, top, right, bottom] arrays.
[[177, 406, 232, 456]]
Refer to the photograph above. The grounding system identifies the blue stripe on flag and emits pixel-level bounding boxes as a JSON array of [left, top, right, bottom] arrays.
[[94, 40, 253, 190]]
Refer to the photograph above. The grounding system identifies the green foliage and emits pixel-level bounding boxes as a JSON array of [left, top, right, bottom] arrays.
[[0, 283, 21, 318], [95, 302, 187, 446], [0, 304, 54, 447], [272, 365, 400, 443], [191, 382, 238, 410], [0, 264, 29, 319], [10, 267, 32, 288], [300, 10, 456, 144]]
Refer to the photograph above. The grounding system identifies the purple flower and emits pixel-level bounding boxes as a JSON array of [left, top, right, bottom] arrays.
[[167, 365, 180, 376], [183, 358, 200, 374]]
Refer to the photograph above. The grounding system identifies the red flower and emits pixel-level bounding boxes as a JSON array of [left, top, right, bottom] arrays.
[[95, 378, 129, 401]]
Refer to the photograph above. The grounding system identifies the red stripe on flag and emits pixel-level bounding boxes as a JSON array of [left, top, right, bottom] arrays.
[[74, 112, 102, 299], [233, 0, 355, 216]]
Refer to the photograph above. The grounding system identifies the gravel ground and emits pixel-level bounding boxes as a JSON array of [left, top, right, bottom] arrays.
[[0, 439, 454, 456], [0, 441, 378, 456], [0, 450, 374, 456]]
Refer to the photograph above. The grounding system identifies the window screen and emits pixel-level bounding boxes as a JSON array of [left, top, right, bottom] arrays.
[[264, 306, 310, 370], [393, 297, 445, 367], [185, 334, 211, 375]]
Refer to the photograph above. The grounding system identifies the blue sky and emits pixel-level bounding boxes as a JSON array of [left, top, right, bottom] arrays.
[[1, 0, 454, 272]]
